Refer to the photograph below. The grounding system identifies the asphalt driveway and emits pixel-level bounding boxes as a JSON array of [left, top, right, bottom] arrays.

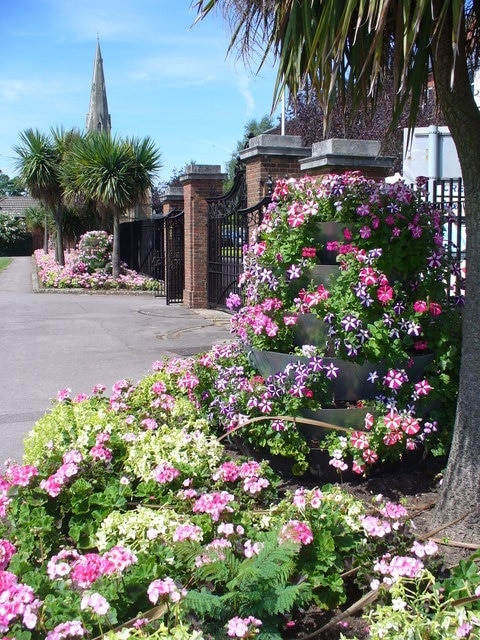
[[0, 257, 232, 466]]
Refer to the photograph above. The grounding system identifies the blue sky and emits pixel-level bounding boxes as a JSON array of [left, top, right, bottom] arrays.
[[0, 0, 280, 184]]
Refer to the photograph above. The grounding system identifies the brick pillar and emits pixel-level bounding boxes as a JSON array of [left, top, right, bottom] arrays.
[[159, 186, 184, 215], [180, 165, 226, 309], [299, 139, 394, 179], [239, 134, 311, 207]]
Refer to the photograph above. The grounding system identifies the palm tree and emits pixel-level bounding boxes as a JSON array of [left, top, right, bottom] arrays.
[[65, 133, 161, 279], [14, 129, 65, 264], [195, 1, 480, 540]]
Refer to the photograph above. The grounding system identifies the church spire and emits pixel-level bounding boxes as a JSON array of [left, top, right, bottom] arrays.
[[86, 38, 111, 133]]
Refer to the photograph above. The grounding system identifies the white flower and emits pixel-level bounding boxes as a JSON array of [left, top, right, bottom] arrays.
[[391, 597, 407, 611]]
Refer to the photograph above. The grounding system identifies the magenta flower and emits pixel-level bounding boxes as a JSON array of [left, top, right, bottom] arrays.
[[414, 379, 433, 396], [383, 369, 407, 390], [376, 284, 394, 304], [413, 300, 428, 313]]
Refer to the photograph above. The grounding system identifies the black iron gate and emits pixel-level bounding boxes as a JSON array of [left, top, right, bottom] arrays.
[[206, 168, 270, 307], [119, 210, 184, 304], [164, 209, 184, 304]]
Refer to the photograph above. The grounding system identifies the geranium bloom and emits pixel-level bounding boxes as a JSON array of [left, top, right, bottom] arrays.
[[151, 380, 167, 394], [192, 491, 235, 521], [244, 539, 263, 558], [227, 616, 262, 638], [148, 577, 187, 604], [173, 524, 204, 542], [46, 620, 87, 639], [279, 520, 314, 545], [80, 592, 110, 615], [0, 540, 15, 571], [4, 464, 38, 487], [361, 516, 392, 537], [152, 462, 181, 484], [301, 246, 316, 258]]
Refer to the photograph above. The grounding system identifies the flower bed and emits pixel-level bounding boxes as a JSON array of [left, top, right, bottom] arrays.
[[1, 343, 479, 639], [226, 173, 462, 477], [34, 231, 160, 291]]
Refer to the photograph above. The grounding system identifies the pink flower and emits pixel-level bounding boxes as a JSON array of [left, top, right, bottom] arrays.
[[383, 369, 407, 390], [244, 539, 263, 558], [350, 431, 370, 450], [364, 413, 375, 430], [380, 502, 408, 519], [56, 388, 71, 402], [173, 524, 203, 542], [151, 380, 167, 394], [152, 462, 181, 484], [279, 520, 314, 545], [141, 417, 158, 430], [80, 592, 110, 615], [352, 460, 366, 475], [73, 393, 89, 403], [192, 491, 235, 521], [413, 300, 428, 313], [148, 577, 187, 604], [4, 464, 38, 487], [361, 516, 391, 537], [46, 620, 86, 639], [401, 417, 421, 435], [362, 448, 379, 464], [429, 302, 442, 316], [287, 204, 305, 227], [359, 267, 377, 286], [377, 284, 394, 304], [301, 247, 316, 258], [0, 540, 15, 570], [227, 616, 262, 638]]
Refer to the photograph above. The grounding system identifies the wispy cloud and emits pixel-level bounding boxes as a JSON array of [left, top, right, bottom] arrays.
[[235, 73, 256, 116]]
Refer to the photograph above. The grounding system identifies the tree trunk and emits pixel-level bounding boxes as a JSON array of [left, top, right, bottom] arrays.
[[43, 211, 49, 254], [54, 204, 64, 266], [430, 2, 480, 540], [112, 210, 121, 279]]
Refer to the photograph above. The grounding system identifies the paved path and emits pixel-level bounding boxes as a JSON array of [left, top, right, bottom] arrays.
[[0, 257, 232, 466]]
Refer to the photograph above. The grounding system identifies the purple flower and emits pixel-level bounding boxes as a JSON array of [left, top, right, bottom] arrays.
[[341, 314, 360, 332], [308, 356, 324, 372], [324, 363, 340, 379]]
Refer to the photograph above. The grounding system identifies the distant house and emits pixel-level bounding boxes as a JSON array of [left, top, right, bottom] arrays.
[[0, 195, 41, 217]]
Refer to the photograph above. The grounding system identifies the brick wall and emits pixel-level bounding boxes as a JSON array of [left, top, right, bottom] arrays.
[[180, 165, 225, 308]]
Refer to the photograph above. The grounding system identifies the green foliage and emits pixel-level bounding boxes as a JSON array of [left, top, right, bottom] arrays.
[[184, 530, 312, 634], [0, 212, 31, 256]]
